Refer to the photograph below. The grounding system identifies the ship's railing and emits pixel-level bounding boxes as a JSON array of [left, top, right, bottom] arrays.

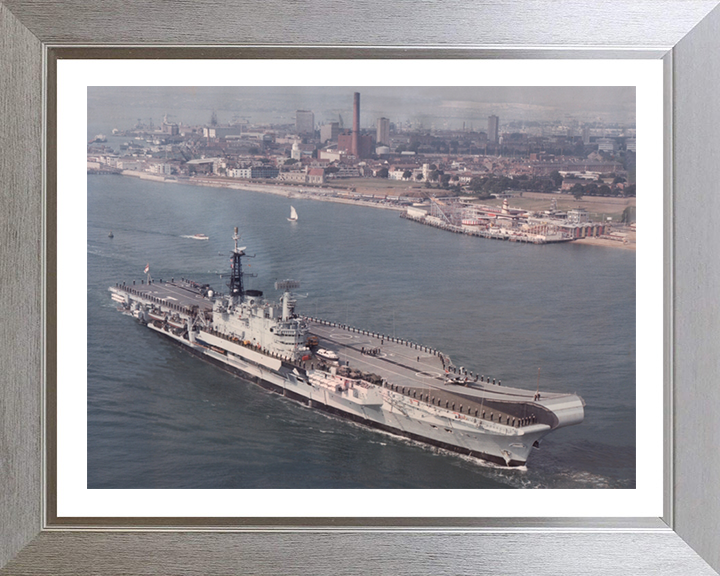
[[384, 389, 519, 436], [383, 381, 539, 430]]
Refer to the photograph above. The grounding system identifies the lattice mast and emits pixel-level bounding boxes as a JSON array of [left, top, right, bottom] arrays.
[[228, 226, 246, 299]]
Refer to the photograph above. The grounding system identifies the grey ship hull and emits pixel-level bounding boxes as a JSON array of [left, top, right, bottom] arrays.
[[149, 325, 529, 466], [110, 276, 584, 468]]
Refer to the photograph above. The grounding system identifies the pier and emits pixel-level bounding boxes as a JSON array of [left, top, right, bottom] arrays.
[[400, 212, 557, 244]]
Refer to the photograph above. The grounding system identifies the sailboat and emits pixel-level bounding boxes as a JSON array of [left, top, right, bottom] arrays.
[[287, 206, 298, 222]]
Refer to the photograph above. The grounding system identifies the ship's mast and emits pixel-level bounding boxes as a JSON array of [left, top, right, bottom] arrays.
[[228, 226, 246, 300]]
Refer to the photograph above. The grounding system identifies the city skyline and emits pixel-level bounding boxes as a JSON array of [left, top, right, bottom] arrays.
[[88, 86, 636, 133]]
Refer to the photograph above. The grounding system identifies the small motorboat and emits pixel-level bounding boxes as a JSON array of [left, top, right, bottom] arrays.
[[192, 233, 209, 240], [316, 348, 339, 361], [108, 231, 114, 238]]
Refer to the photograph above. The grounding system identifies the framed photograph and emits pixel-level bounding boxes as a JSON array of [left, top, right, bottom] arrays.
[[65, 64, 657, 518], [2, 1, 720, 574]]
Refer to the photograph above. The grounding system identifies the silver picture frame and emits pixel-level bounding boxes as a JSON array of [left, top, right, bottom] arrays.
[[2, 1, 720, 574]]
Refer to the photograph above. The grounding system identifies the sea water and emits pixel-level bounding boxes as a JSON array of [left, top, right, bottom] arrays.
[[87, 174, 636, 489]]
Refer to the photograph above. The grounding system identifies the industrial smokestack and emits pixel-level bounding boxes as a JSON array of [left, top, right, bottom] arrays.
[[352, 92, 360, 158]]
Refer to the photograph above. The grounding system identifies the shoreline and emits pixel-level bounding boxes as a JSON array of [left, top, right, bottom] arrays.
[[116, 170, 635, 249], [120, 170, 407, 212], [572, 236, 636, 251]]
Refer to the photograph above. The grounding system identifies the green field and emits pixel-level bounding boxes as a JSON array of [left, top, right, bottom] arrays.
[[478, 192, 636, 222], [327, 179, 635, 221]]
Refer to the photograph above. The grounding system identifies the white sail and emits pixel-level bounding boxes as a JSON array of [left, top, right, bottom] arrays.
[[288, 206, 298, 221]]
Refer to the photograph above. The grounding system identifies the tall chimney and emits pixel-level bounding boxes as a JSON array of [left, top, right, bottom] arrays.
[[352, 92, 360, 158]]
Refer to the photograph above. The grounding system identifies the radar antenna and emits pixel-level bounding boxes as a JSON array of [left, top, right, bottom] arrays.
[[275, 279, 301, 321]]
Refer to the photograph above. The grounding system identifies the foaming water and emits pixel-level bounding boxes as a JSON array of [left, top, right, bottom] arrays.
[[87, 175, 635, 489]]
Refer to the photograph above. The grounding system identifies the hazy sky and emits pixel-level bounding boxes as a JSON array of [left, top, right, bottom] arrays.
[[88, 86, 635, 133]]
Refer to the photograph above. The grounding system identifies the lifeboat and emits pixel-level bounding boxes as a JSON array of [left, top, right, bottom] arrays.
[[316, 348, 339, 361]]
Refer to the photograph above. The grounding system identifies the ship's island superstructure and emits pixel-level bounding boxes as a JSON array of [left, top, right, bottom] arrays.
[[109, 227, 585, 467]]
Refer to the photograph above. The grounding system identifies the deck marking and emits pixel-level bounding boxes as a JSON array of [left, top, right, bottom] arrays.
[[416, 371, 443, 379], [329, 332, 354, 340]]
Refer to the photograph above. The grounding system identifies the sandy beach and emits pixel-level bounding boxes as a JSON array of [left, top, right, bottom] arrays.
[[121, 170, 408, 211], [572, 236, 636, 251]]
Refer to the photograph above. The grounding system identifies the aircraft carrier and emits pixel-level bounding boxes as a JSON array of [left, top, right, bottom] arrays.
[[109, 227, 585, 467]]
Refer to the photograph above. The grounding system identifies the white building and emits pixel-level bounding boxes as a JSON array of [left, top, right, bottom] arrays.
[[203, 126, 243, 139], [148, 162, 174, 175], [597, 138, 618, 153], [567, 209, 590, 224], [319, 149, 344, 162], [228, 167, 252, 179], [116, 159, 143, 171]]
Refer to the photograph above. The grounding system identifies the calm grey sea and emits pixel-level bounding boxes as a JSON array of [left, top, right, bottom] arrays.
[[87, 174, 636, 489]]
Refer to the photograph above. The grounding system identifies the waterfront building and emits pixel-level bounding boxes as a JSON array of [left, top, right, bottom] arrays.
[[148, 161, 175, 175], [250, 166, 280, 179], [567, 208, 590, 224], [229, 166, 279, 179], [307, 168, 325, 184], [277, 170, 308, 183], [116, 159, 143, 171], [186, 157, 224, 174]]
